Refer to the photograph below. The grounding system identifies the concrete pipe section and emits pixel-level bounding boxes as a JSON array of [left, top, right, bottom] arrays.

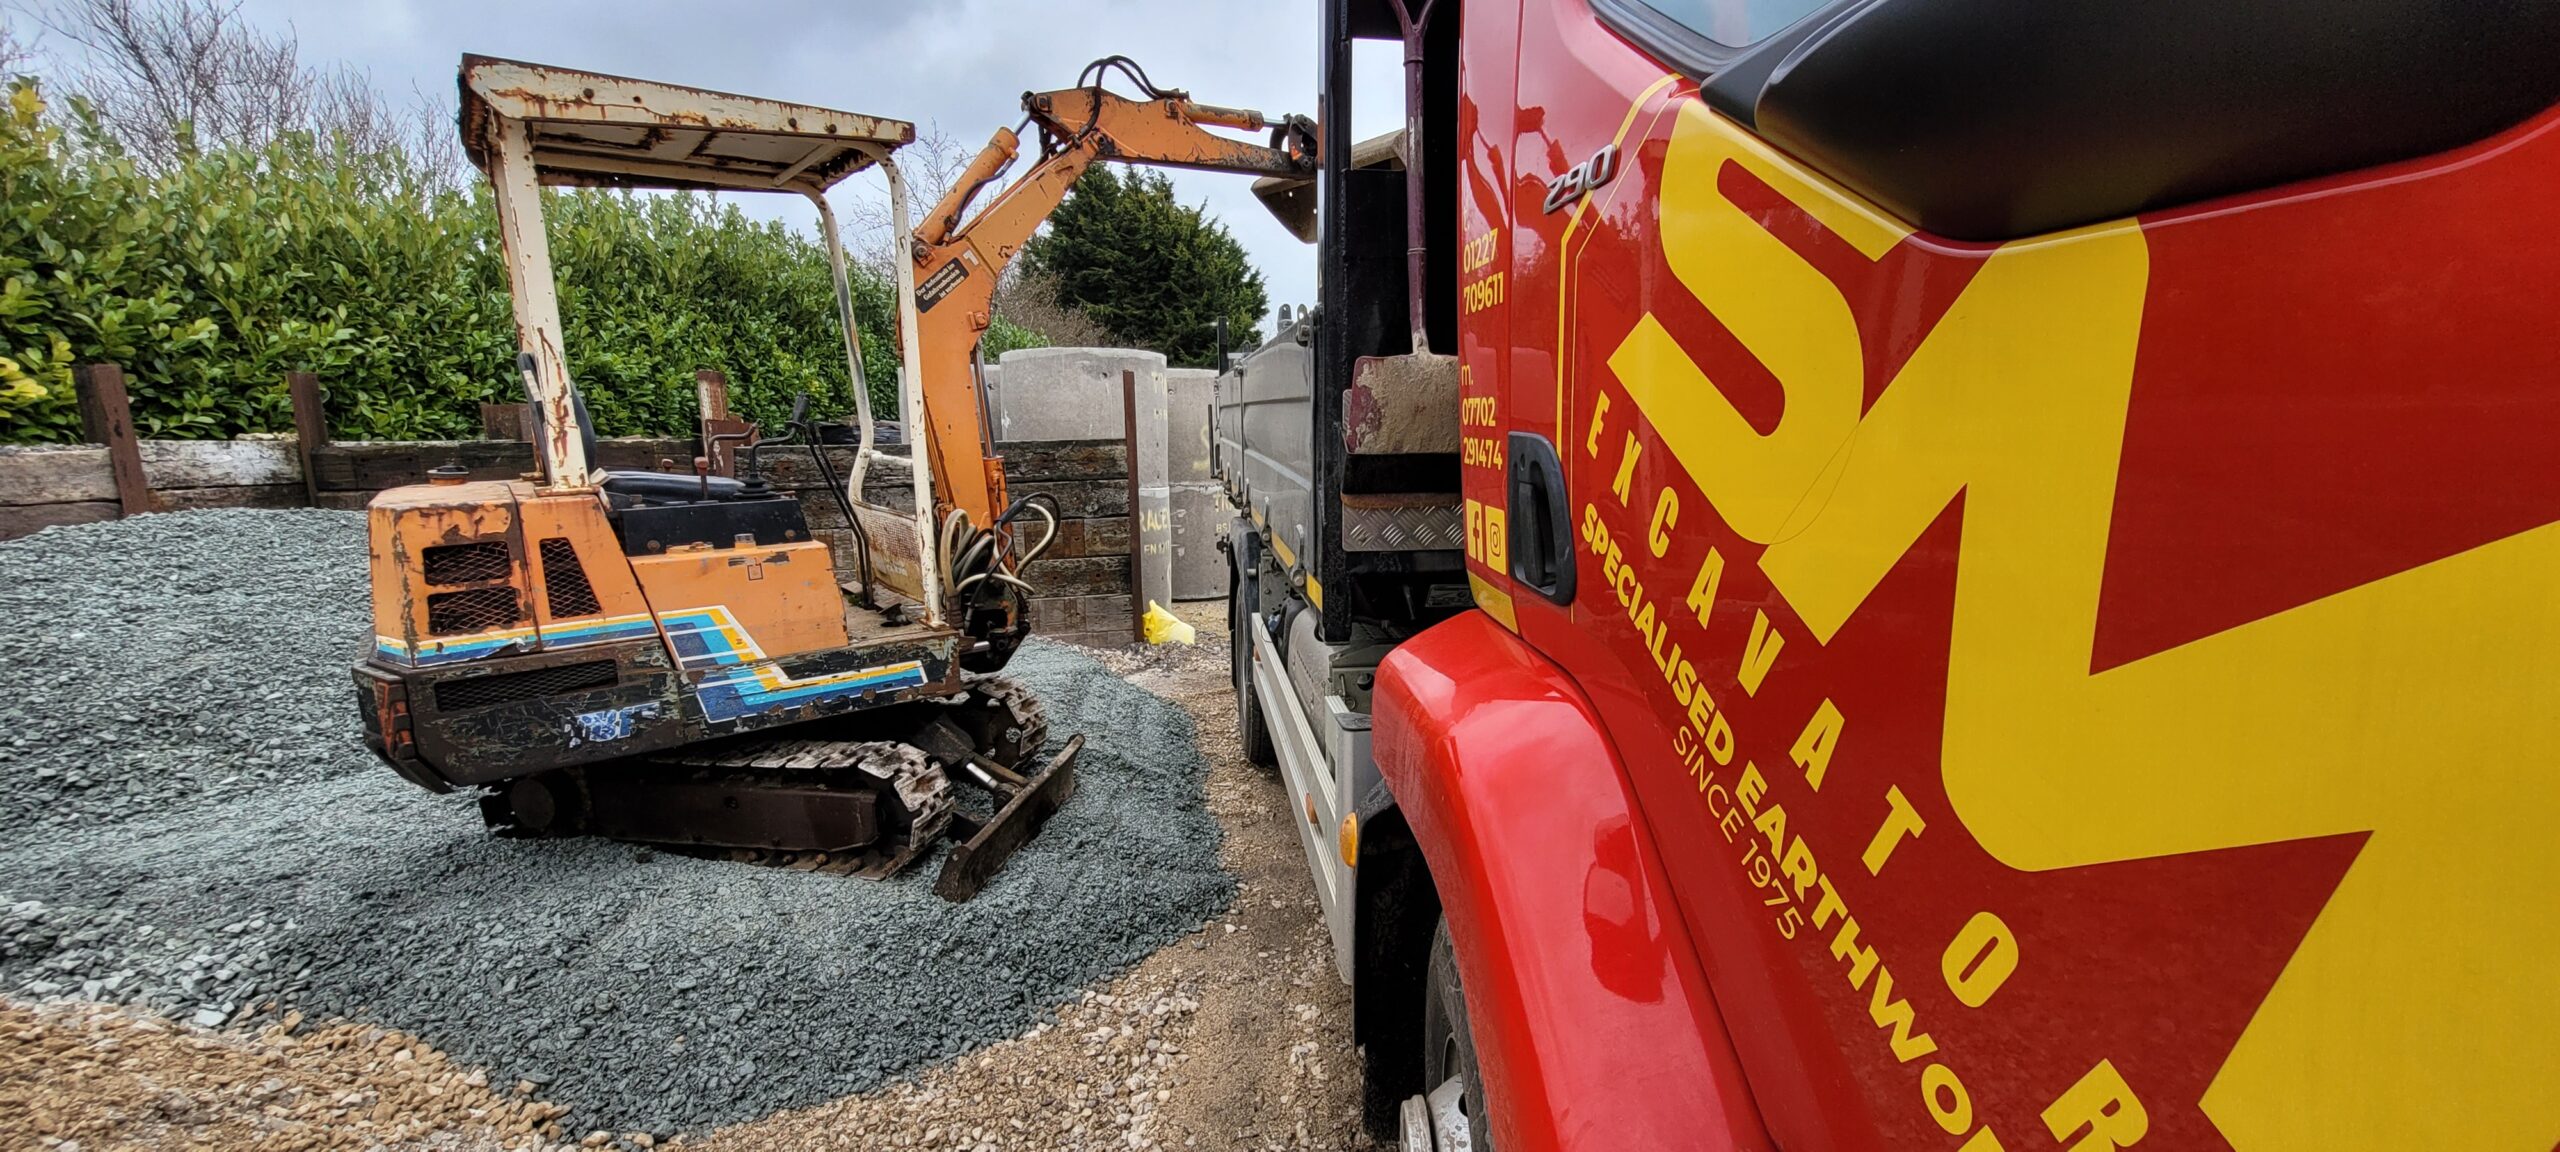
[[995, 347, 1174, 612], [1165, 368, 1225, 601]]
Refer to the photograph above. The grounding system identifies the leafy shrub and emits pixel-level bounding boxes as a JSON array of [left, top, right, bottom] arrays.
[[0, 79, 989, 444]]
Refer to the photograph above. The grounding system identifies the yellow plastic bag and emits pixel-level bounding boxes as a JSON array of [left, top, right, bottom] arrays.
[[1141, 601, 1197, 645]]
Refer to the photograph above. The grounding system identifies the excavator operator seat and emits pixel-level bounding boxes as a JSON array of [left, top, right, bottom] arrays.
[[599, 472, 749, 504]]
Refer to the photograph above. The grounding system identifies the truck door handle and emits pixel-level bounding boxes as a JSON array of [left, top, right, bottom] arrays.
[[1506, 432, 1576, 604]]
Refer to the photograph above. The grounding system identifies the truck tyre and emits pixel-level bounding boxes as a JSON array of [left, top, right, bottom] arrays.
[[1422, 916, 1494, 1151], [1231, 555, 1278, 768], [1234, 601, 1278, 768]]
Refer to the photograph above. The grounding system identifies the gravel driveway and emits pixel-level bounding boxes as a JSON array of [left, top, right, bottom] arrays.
[[0, 511, 1242, 1140]]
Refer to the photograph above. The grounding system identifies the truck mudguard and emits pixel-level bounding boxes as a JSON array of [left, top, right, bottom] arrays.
[[1372, 610, 1770, 1151]]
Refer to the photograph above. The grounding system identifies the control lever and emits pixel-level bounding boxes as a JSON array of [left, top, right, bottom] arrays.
[[705, 428, 757, 500], [517, 352, 552, 482], [743, 392, 815, 485]]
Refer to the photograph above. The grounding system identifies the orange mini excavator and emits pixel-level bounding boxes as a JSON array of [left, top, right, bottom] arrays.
[[352, 56, 1312, 899]]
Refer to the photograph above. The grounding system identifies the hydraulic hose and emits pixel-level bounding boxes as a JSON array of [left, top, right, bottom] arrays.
[[802, 414, 877, 606], [937, 494, 1061, 620]]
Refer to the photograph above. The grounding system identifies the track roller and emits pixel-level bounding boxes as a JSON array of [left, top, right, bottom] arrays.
[[476, 674, 1076, 900]]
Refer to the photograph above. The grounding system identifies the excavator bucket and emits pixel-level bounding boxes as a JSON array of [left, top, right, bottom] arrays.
[[1252, 130, 1400, 245], [1254, 173, 1319, 244]]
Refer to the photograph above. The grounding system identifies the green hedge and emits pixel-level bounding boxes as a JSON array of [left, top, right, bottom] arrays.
[[0, 81, 950, 444]]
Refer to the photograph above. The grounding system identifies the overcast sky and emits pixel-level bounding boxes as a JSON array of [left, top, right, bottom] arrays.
[[223, 0, 1405, 327]]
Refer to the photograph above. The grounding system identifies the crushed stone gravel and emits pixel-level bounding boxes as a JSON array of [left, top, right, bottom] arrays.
[[691, 601, 1375, 1152], [0, 509, 1234, 1138], [0, 508, 374, 832]]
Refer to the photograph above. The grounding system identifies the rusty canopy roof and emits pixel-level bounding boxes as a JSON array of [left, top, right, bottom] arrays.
[[458, 54, 916, 195]]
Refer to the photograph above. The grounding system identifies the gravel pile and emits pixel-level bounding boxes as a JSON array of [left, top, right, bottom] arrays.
[[700, 980, 1210, 1152], [0, 508, 375, 831], [691, 603, 1375, 1152], [0, 509, 1233, 1138], [0, 898, 301, 1029]]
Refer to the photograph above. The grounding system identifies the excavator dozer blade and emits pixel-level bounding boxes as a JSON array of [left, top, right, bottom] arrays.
[[935, 735, 1083, 902]]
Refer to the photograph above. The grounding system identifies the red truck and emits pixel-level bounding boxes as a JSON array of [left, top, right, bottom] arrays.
[[1216, 1, 2560, 1149]]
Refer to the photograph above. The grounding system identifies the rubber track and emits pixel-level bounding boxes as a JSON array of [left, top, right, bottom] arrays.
[[965, 673, 1049, 762]]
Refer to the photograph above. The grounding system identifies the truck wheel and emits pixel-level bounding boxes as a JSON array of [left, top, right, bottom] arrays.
[[1231, 556, 1278, 769], [1233, 601, 1278, 768], [1420, 916, 1493, 1151]]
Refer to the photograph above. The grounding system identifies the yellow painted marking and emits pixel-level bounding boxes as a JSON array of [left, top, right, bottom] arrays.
[[1469, 571, 1518, 633], [1617, 103, 2560, 1149], [1553, 74, 1685, 436]]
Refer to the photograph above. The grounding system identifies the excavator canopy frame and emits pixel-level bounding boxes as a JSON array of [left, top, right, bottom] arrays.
[[455, 54, 948, 623], [458, 54, 913, 197]]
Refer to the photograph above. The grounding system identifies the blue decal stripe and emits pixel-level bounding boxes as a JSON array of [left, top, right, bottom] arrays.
[[385, 603, 928, 721], [376, 612, 658, 667], [658, 609, 763, 670], [695, 659, 928, 721], [666, 605, 928, 721]]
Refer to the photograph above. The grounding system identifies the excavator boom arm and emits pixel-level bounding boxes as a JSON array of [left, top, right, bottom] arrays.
[[909, 73, 1316, 529], [1023, 88, 1315, 178]]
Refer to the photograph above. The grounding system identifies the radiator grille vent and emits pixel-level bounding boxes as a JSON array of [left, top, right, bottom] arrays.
[[434, 660, 618, 711], [421, 540, 510, 586], [426, 586, 522, 635], [539, 538, 602, 618]]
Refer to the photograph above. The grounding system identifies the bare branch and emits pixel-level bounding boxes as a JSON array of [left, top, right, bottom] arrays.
[[389, 81, 465, 187], [308, 65, 461, 185], [26, 0, 468, 192], [842, 121, 993, 269], [41, 0, 309, 168], [992, 266, 1111, 347], [0, 7, 36, 77]]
